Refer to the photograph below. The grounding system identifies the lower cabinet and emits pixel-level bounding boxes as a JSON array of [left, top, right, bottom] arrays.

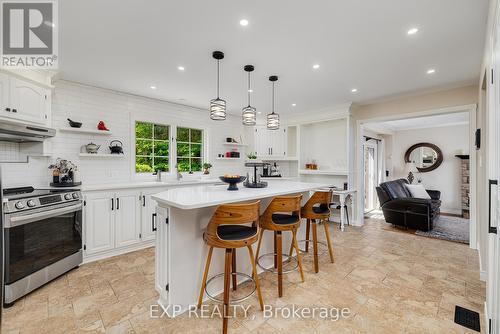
[[84, 188, 157, 260]]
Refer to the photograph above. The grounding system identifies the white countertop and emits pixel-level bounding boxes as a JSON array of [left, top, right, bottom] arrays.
[[81, 178, 222, 192], [152, 180, 335, 209]]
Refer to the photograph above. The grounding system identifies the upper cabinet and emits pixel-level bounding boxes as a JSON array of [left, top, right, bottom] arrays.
[[254, 126, 287, 158], [0, 72, 51, 126]]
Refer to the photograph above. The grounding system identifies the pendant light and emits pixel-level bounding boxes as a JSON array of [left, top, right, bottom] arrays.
[[210, 51, 226, 120], [242, 65, 256, 125], [267, 75, 279, 130]]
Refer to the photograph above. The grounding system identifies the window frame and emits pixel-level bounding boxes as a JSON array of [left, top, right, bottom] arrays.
[[176, 126, 204, 173], [134, 121, 171, 174], [131, 117, 209, 180]]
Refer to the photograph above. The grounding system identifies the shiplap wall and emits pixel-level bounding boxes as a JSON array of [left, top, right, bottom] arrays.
[[1, 81, 247, 188]]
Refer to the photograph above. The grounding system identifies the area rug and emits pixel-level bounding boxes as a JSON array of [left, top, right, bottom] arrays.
[[415, 215, 469, 244]]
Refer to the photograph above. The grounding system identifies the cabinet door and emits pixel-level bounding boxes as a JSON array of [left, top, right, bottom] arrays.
[[141, 190, 157, 241], [84, 192, 115, 255], [155, 206, 169, 296], [0, 73, 9, 115], [9, 77, 48, 124], [115, 190, 142, 248], [271, 128, 286, 157], [254, 126, 271, 157]]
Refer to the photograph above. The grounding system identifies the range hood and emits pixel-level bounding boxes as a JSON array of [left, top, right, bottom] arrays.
[[0, 120, 56, 142]]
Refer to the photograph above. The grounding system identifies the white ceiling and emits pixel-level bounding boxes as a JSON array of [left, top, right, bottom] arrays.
[[58, 0, 488, 116], [364, 112, 469, 134]]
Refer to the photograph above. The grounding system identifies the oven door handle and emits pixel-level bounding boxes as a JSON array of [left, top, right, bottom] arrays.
[[5, 203, 83, 228]]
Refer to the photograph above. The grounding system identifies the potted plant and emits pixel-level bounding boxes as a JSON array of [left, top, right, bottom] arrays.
[[246, 152, 257, 160], [203, 163, 213, 175]]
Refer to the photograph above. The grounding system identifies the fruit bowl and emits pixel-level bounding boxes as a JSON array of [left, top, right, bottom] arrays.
[[219, 175, 247, 191]]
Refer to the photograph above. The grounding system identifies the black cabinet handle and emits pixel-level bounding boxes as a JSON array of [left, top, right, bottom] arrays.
[[152, 213, 157, 232], [116, 198, 120, 210], [143, 195, 146, 207], [489, 179, 498, 234], [12, 109, 17, 113], [5, 107, 10, 112], [111, 198, 114, 211]]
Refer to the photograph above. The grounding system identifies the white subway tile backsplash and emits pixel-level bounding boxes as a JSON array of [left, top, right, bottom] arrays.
[[1, 80, 248, 188]]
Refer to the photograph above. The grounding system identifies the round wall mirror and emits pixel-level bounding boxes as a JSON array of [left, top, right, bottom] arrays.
[[404, 143, 443, 172]]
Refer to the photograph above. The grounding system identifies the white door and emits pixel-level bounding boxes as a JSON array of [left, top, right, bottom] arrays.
[[155, 206, 169, 298], [9, 77, 48, 125], [363, 142, 378, 212], [0, 73, 10, 115], [141, 190, 158, 241], [84, 192, 115, 255], [115, 190, 141, 248], [488, 10, 500, 333]]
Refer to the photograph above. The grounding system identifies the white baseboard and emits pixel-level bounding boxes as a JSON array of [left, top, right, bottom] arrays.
[[480, 270, 487, 282], [83, 240, 155, 264]]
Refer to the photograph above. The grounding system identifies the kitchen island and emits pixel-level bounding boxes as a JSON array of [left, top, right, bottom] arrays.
[[151, 180, 334, 315]]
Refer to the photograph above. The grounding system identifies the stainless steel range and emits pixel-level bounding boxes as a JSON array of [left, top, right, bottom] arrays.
[[2, 187, 83, 305]]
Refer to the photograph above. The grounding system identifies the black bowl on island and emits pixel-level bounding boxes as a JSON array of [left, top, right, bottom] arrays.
[[219, 176, 246, 191]]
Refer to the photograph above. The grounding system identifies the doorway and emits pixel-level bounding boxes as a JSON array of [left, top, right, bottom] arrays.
[[363, 140, 378, 213]]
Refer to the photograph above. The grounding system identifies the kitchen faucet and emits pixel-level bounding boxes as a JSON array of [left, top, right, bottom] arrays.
[[175, 164, 183, 180]]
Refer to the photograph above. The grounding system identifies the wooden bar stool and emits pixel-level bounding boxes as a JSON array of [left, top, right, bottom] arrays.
[[197, 201, 264, 334], [300, 190, 335, 273], [255, 195, 304, 297]]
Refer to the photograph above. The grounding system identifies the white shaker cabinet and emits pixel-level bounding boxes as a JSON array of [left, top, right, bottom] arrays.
[[254, 126, 287, 158], [84, 192, 115, 255], [114, 190, 142, 248], [141, 190, 159, 241]]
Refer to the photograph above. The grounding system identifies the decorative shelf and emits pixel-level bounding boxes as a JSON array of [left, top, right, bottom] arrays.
[[79, 153, 126, 158], [222, 142, 247, 147], [216, 157, 242, 160], [299, 169, 348, 176], [59, 128, 112, 135]]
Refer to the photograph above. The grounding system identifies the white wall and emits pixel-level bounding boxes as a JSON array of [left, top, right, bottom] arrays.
[[1, 81, 247, 188], [388, 124, 469, 214]]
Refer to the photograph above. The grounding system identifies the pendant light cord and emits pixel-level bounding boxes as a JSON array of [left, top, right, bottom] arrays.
[[247, 72, 251, 106], [272, 82, 275, 114], [216, 60, 220, 98]]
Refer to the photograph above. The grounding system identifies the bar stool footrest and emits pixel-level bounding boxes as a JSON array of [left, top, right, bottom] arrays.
[[204, 272, 256, 304], [256, 252, 299, 274]]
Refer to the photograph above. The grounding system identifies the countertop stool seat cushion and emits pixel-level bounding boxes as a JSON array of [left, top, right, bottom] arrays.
[[217, 225, 257, 240], [312, 204, 330, 215], [272, 213, 300, 225]]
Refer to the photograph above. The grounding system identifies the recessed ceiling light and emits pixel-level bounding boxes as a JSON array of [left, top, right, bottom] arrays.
[[150, 85, 157, 90], [257, 111, 262, 114], [240, 19, 249, 26], [178, 66, 185, 71], [248, 89, 253, 93], [351, 88, 358, 93], [292, 103, 296, 107], [407, 27, 419, 35], [312, 64, 320, 70], [427, 68, 436, 74]]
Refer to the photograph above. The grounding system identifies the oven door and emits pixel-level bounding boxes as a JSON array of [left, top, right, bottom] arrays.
[[3, 202, 82, 284]]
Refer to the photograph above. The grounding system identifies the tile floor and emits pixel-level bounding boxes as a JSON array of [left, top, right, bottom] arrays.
[[2, 217, 485, 333]]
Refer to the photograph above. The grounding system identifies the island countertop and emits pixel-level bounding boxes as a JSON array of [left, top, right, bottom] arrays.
[[151, 180, 334, 209]]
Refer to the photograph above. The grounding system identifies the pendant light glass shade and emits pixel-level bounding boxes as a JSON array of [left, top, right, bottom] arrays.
[[242, 65, 256, 125], [210, 51, 226, 120], [267, 75, 280, 130]]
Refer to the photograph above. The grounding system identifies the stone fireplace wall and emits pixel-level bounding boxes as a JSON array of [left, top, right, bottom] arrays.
[[460, 158, 470, 219]]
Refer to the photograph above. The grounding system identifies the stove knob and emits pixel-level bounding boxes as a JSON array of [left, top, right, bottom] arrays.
[[64, 194, 72, 200], [27, 200, 36, 207], [15, 201, 25, 210], [72, 193, 79, 199]]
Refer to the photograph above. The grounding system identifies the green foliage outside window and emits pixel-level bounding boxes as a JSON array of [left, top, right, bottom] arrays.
[[135, 121, 170, 173], [176, 127, 203, 172]]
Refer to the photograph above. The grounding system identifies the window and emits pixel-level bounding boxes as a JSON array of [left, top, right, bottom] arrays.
[[176, 127, 203, 172], [135, 121, 170, 173]]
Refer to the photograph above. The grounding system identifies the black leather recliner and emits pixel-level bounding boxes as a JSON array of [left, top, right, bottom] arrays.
[[375, 178, 441, 231]]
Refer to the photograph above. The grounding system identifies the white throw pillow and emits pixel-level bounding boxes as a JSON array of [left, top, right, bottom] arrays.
[[405, 184, 431, 199]]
